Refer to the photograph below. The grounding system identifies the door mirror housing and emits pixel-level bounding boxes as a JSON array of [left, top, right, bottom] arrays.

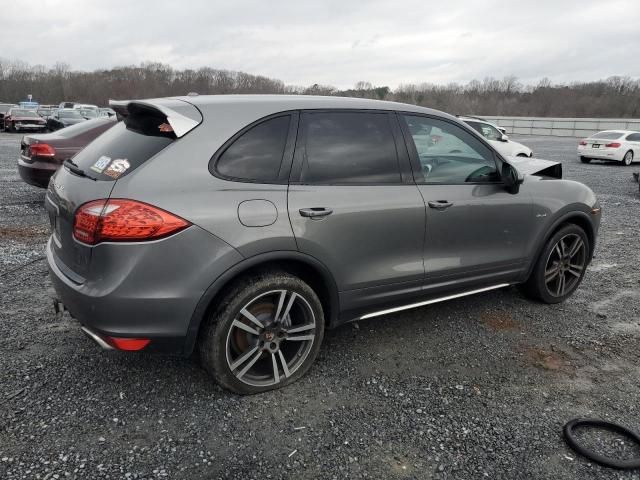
[[499, 133, 509, 142], [502, 162, 524, 194]]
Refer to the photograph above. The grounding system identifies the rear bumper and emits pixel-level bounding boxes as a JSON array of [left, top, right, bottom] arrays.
[[46, 227, 244, 355], [18, 159, 57, 188], [577, 148, 624, 161]]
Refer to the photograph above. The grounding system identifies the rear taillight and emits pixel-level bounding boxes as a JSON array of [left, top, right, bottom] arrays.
[[73, 199, 190, 245], [605, 142, 621, 148], [579, 140, 587, 146], [29, 143, 56, 157]]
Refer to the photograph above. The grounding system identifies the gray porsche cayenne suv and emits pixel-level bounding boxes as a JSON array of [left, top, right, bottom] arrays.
[[46, 95, 601, 394]]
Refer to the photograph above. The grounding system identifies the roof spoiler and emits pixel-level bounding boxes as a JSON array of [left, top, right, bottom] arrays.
[[109, 99, 201, 138]]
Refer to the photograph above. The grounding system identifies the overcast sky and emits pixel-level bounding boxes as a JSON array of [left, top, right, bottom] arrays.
[[2, 0, 639, 88]]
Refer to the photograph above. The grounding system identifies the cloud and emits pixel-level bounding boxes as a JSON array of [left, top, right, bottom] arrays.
[[1, 0, 639, 88]]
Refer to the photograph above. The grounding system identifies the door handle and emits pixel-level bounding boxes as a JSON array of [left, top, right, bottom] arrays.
[[428, 200, 453, 210], [299, 207, 333, 218]]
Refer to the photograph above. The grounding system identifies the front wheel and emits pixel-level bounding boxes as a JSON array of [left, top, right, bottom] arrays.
[[520, 224, 589, 303], [623, 150, 634, 166], [580, 156, 591, 164], [198, 272, 325, 394]]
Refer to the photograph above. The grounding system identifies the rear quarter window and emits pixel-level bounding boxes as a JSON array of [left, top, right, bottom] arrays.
[[212, 115, 291, 183], [70, 115, 175, 181]]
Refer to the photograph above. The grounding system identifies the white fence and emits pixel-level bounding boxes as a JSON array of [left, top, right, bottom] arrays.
[[481, 116, 640, 138]]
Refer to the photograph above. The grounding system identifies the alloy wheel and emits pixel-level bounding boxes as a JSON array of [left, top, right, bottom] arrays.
[[544, 233, 587, 297], [225, 290, 316, 387], [624, 151, 633, 166]]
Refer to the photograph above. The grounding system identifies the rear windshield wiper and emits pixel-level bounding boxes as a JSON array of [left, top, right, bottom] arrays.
[[63, 158, 97, 181]]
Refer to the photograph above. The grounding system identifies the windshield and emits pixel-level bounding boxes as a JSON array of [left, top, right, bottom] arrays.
[[465, 121, 502, 141], [80, 109, 98, 118], [11, 109, 39, 118], [0, 105, 14, 113], [59, 110, 84, 119], [592, 131, 624, 140]]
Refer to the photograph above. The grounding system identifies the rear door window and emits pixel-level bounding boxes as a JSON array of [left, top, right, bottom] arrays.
[[297, 112, 401, 184], [70, 112, 175, 181], [213, 115, 291, 182]]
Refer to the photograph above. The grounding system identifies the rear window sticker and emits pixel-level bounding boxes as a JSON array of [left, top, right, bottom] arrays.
[[90, 155, 111, 173], [103, 158, 131, 179]]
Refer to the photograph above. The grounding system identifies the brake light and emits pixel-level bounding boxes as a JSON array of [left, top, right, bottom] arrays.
[[73, 199, 190, 245], [107, 337, 151, 351], [29, 143, 56, 157], [579, 140, 587, 146], [605, 142, 621, 148]]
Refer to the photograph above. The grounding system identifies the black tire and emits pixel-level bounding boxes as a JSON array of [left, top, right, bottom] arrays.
[[580, 156, 591, 164], [520, 224, 590, 304], [198, 272, 325, 394], [623, 150, 634, 166]]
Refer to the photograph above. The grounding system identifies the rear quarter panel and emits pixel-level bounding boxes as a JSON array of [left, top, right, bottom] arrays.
[[108, 101, 298, 258]]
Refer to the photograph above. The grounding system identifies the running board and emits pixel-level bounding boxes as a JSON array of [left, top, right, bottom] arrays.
[[359, 283, 510, 320]]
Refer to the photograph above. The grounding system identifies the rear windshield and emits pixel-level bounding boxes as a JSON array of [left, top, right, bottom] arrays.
[[592, 131, 623, 140], [70, 112, 175, 181], [12, 109, 39, 117], [59, 110, 83, 118]]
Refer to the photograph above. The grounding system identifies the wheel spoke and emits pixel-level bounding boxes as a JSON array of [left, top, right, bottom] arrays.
[[231, 319, 260, 336], [285, 323, 315, 334], [275, 292, 298, 327], [236, 350, 263, 379], [273, 290, 287, 325], [554, 243, 562, 260], [568, 237, 584, 258], [545, 263, 560, 282], [556, 273, 565, 296], [567, 264, 583, 277], [287, 334, 315, 342], [271, 352, 280, 384], [278, 350, 291, 378], [231, 345, 260, 371], [240, 308, 264, 330]]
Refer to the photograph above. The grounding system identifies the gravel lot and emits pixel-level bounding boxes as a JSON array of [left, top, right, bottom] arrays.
[[1, 132, 640, 480]]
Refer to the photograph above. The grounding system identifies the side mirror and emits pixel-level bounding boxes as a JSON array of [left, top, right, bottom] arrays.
[[502, 162, 524, 194], [499, 133, 509, 142]]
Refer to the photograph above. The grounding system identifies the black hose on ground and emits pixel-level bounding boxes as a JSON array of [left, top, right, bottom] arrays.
[[563, 418, 640, 470]]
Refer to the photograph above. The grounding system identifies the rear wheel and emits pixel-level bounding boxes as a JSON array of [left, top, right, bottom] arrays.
[[520, 224, 589, 303], [580, 156, 591, 164], [623, 150, 633, 166], [198, 272, 325, 394]]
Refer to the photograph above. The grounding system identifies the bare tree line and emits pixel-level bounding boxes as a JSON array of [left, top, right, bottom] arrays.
[[1, 59, 639, 118]]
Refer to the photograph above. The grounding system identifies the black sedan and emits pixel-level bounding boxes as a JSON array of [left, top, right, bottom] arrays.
[[46, 109, 87, 131]]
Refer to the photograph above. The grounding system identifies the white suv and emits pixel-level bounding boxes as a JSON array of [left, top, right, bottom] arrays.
[[460, 116, 533, 158]]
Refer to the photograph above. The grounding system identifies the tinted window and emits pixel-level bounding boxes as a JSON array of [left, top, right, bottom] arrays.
[[465, 120, 501, 141], [215, 115, 291, 182], [402, 115, 498, 184], [592, 131, 623, 140], [71, 114, 174, 181], [299, 112, 400, 184], [625, 133, 640, 141]]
